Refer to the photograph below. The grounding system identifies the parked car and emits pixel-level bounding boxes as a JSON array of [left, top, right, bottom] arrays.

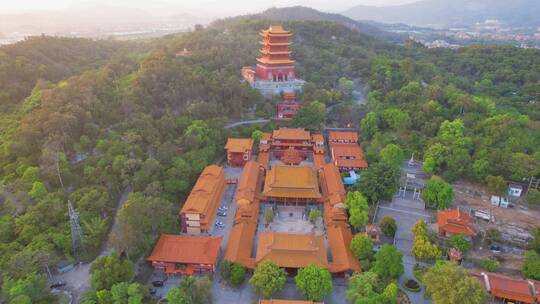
[[490, 245, 502, 254], [217, 211, 227, 217], [49, 281, 66, 289], [215, 221, 225, 228], [219, 206, 228, 211], [149, 288, 157, 295], [152, 280, 164, 287]]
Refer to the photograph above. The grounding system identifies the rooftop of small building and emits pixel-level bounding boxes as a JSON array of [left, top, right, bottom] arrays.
[[147, 234, 223, 265], [180, 165, 224, 214], [328, 131, 359, 142], [255, 231, 328, 269], [272, 128, 311, 141], [225, 137, 254, 153]]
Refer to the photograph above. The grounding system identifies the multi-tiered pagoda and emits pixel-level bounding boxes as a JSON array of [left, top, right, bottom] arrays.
[[241, 25, 305, 104]]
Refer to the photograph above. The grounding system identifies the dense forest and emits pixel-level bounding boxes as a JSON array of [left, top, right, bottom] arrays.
[[0, 13, 539, 304]]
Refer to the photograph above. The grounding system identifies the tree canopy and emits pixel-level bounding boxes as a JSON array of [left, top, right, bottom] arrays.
[[295, 264, 333, 301], [249, 261, 287, 299]]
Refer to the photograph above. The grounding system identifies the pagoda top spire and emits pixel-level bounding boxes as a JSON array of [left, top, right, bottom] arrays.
[[260, 25, 292, 37]]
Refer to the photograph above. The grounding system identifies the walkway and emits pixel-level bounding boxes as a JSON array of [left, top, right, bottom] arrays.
[[225, 119, 270, 129], [375, 197, 432, 304]]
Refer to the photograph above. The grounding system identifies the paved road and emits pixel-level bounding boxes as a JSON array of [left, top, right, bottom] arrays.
[[375, 197, 432, 304], [225, 119, 270, 129], [54, 185, 132, 303]]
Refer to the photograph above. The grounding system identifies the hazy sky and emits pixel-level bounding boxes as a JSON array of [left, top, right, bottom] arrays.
[[1, 0, 419, 15]]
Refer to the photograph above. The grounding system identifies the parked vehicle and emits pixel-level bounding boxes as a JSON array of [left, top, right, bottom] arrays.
[[217, 211, 227, 217], [490, 245, 502, 254], [215, 221, 225, 228], [219, 206, 228, 211], [49, 281, 66, 289], [149, 288, 157, 295], [152, 280, 164, 287]]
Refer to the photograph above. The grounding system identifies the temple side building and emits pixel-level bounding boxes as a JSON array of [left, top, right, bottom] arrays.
[[225, 138, 254, 167], [146, 234, 222, 275], [179, 165, 226, 234]]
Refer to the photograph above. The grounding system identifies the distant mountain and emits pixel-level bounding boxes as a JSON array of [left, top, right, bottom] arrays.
[[258, 6, 404, 42], [343, 0, 540, 27]]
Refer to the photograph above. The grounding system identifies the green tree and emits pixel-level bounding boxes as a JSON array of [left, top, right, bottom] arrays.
[[447, 235, 471, 253], [479, 260, 499, 272], [422, 176, 454, 210], [360, 112, 378, 140], [358, 161, 400, 204], [167, 287, 188, 304], [90, 254, 134, 291], [28, 181, 48, 200], [345, 191, 369, 230], [177, 276, 212, 304], [522, 250, 540, 280], [347, 272, 398, 304], [230, 263, 247, 287], [1, 272, 52, 304], [251, 130, 263, 142], [380, 144, 405, 167], [308, 209, 322, 224], [264, 208, 274, 225], [219, 260, 232, 281], [293, 101, 326, 130], [424, 261, 488, 304], [380, 216, 397, 238], [371, 245, 404, 281], [412, 236, 442, 260], [249, 260, 287, 298], [527, 189, 540, 207], [350, 234, 374, 260], [485, 175, 507, 196], [295, 264, 333, 301]]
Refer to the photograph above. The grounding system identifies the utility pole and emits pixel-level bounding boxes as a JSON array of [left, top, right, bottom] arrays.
[[68, 200, 84, 257]]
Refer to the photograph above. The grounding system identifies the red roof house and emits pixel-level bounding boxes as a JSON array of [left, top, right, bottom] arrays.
[[147, 234, 223, 275], [475, 272, 539, 304], [437, 208, 476, 237]]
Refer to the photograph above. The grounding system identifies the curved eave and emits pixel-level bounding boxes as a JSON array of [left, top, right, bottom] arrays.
[[259, 41, 292, 46], [259, 31, 292, 37], [256, 58, 295, 65]]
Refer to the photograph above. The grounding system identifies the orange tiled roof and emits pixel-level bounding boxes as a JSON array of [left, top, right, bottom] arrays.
[[260, 25, 292, 36], [330, 143, 368, 170], [180, 165, 225, 215], [475, 272, 538, 304], [328, 131, 358, 143], [313, 154, 326, 169], [255, 231, 328, 268], [225, 138, 254, 153], [272, 128, 311, 141], [327, 225, 361, 273], [224, 221, 257, 269], [311, 133, 324, 143], [262, 166, 321, 199], [147, 234, 222, 265], [321, 163, 346, 206], [437, 208, 476, 237], [235, 161, 260, 206]]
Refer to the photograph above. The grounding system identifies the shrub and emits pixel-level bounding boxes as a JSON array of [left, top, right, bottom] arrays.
[[230, 263, 247, 287], [308, 209, 322, 224], [403, 279, 420, 292], [380, 216, 397, 237], [479, 259, 499, 272], [350, 234, 374, 260], [264, 208, 274, 224], [447, 235, 471, 253], [219, 260, 231, 281]]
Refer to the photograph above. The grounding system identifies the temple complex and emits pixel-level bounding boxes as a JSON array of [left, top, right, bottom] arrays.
[[241, 25, 305, 119], [224, 128, 361, 275]]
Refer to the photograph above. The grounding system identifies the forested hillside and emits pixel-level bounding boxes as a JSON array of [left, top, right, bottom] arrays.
[[361, 43, 540, 182], [0, 13, 539, 304]]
